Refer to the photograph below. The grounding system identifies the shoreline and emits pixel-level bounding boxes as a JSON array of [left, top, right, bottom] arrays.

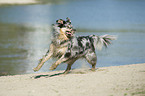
[[0, 0, 37, 5], [0, 63, 145, 96]]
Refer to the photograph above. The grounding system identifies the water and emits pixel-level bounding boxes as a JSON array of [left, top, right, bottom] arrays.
[[0, 0, 145, 75]]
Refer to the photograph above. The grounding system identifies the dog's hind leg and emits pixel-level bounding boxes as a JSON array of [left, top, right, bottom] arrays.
[[63, 64, 72, 74], [33, 44, 54, 72], [85, 51, 97, 71], [64, 60, 76, 74]]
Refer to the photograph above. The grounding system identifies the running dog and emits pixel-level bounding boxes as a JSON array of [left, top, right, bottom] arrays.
[[33, 18, 117, 74]]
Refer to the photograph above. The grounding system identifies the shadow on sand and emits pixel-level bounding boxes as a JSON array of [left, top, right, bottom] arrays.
[[33, 72, 64, 79], [33, 68, 98, 79]]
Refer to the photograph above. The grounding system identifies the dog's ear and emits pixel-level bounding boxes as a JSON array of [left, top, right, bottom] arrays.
[[56, 20, 58, 23], [56, 19, 64, 24], [66, 17, 71, 24]]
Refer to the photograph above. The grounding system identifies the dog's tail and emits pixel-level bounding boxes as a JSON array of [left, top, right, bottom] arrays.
[[94, 35, 117, 50]]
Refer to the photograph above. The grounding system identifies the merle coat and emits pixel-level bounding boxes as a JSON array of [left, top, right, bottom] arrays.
[[48, 34, 116, 74]]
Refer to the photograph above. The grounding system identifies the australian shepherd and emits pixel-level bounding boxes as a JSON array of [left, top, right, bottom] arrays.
[[33, 17, 117, 74]]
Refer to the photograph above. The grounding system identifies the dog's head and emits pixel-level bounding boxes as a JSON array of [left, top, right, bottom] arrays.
[[58, 27, 76, 39], [56, 19, 66, 28], [56, 17, 72, 28], [65, 28, 76, 38], [53, 17, 76, 39], [57, 28, 69, 40]]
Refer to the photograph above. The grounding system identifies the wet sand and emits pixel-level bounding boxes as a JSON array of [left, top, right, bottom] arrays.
[[0, 63, 145, 96]]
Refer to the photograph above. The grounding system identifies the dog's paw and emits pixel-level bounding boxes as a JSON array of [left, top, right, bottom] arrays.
[[33, 68, 39, 72], [49, 65, 57, 70], [91, 68, 96, 72]]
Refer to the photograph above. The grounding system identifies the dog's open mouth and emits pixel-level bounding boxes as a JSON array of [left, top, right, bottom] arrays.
[[66, 31, 72, 38]]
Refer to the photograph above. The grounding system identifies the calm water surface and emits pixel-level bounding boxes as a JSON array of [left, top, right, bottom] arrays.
[[0, 0, 145, 75]]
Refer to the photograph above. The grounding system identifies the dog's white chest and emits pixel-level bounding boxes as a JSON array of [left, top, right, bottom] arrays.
[[53, 46, 67, 57]]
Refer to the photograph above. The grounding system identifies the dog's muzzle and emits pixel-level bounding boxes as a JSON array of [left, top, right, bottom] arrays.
[[66, 31, 73, 38]]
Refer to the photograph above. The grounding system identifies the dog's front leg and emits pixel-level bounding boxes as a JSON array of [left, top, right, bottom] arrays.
[[33, 44, 54, 72], [49, 55, 68, 70]]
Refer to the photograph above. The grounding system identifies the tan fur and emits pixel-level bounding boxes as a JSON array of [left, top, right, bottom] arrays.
[[33, 28, 69, 72], [58, 28, 68, 40]]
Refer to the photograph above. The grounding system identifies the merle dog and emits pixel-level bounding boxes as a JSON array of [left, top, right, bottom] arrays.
[[33, 18, 116, 74]]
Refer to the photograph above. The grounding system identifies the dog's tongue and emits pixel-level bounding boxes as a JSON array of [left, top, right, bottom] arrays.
[[67, 33, 71, 35], [67, 33, 72, 36]]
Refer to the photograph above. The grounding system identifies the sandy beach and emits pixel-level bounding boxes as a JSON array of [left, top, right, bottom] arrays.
[[0, 0, 37, 5], [0, 63, 145, 96]]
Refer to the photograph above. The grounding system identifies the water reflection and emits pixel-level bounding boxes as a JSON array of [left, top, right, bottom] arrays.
[[0, 23, 29, 75], [0, 23, 51, 75]]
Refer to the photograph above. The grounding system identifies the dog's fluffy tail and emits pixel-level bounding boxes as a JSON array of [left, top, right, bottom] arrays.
[[94, 35, 117, 50]]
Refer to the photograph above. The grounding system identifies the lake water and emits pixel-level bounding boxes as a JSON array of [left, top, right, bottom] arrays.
[[0, 0, 145, 75]]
